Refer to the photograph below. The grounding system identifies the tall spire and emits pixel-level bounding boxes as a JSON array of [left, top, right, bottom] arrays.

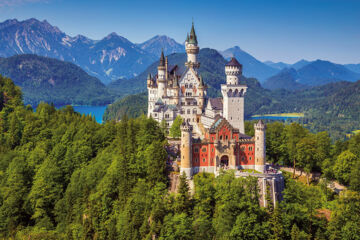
[[159, 48, 165, 66], [189, 21, 198, 45]]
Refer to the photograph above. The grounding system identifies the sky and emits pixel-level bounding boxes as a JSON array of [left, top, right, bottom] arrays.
[[0, 0, 359, 64]]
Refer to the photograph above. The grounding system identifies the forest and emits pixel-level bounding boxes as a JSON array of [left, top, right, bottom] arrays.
[[0, 75, 359, 239]]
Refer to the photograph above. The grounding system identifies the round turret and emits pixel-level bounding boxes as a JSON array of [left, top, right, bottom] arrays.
[[180, 121, 193, 178], [225, 57, 242, 85], [157, 49, 167, 97], [254, 120, 266, 173], [185, 22, 200, 69]]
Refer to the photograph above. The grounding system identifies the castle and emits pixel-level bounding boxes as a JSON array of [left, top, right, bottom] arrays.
[[147, 23, 266, 178]]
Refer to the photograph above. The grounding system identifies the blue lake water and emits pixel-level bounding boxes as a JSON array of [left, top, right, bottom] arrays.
[[71, 106, 107, 124], [250, 116, 302, 121]]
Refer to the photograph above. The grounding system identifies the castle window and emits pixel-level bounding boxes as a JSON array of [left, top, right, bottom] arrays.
[[181, 102, 185, 106], [195, 158, 198, 163], [202, 147, 207, 152], [220, 136, 223, 140], [249, 157, 252, 161], [257, 137, 259, 140], [202, 158, 206, 163], [249, 146, 253, 151], [211, 137, 214, 141], [165, 114, 169, 119], [166, 123, 169, 127], [193, 109, 197, 114], [187, 109, 190, 114], [242, 157, 245, 161], [241, 146, 245, 151], [212, 148, 214, 152], [225, 136, 228, 140], [185, 84, 188, 88], [194, 148, 199, 153]]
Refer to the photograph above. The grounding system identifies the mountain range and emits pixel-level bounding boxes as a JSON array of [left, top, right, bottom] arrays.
[[0, 18, 184, 84], [1, 18, 359, 89], [263, 60, 360, 90]]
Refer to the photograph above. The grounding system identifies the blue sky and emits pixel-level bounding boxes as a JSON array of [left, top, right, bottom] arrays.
[[0, 0, 359, 64]]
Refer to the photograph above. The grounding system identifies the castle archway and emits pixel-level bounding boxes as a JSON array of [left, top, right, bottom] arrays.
[[220, 155, 229, 168]]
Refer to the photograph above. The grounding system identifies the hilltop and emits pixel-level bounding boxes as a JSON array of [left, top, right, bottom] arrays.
[[0, 54, 113, 106]]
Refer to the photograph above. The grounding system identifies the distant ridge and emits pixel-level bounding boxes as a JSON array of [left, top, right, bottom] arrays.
[[137, 35, 185, 58], [221, 46, 279, 83], [262, 60, 360, 90], [0, 18, 184, 84], [0, 54, 113, 106]]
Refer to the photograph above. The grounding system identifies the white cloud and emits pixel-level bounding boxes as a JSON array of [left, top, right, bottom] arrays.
[[0, 0, 49, 7]]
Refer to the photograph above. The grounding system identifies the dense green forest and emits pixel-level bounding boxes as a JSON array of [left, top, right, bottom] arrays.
[[103, 92, 147, 121], [0, 75, 359, 239]]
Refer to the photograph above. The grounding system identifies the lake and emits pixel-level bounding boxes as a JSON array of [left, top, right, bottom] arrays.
[[72, 106, 107, 124]]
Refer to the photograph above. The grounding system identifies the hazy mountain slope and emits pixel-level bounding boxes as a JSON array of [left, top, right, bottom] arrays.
[[297, 60, 360, 86], [344, 63, 360, 74], [221, 46, 279, 83], [291, 59, 310, 70], [262, 68, 307, 90], [263, 61, 290, 70], [0, 54, 113, 106], [263, 60, 360, 90], [137, 35, 185, 58]]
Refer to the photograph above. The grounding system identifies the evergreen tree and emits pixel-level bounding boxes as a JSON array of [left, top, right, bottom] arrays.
[[169, 115, 182, 138]]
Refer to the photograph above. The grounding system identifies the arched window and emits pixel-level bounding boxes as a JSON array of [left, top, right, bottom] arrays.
[[193, 109, 197, 114], [187, 109, 190, 114]]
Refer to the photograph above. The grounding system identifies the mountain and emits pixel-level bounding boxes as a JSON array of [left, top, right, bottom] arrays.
[[263, 61, 290, 70], [221, 46, 279, 83], [0, 18, 157, 84], [344, 63, 360, 74], [262, 68, 307, 91], [0, 54, 113, 106], [85, 32, 156, 82], [137, 35, 185, 58], [263, 60, 360, 90], [297, 60, 360, 86], [291, 59, 310, 70]]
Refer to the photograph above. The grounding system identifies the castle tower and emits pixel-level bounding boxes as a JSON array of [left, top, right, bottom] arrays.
[[198, 75, 205, 108], [180, 121, 193, 179], [157, 49, 167, 97], [254, 120, 266, 173], [225, 57, 242, 85], [147, 73, 152, 87], [185, 22, 200, 69], [221, 57, 247, 133]]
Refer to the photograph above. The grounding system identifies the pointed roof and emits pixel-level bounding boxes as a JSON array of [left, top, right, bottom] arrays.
[[159, 49, 165, 66], [226, 57, 242, 67], [188, 22, 198, 45]]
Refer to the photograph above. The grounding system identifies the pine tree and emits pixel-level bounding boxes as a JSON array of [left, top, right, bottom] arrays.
[[174, 173, 192, 214]]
